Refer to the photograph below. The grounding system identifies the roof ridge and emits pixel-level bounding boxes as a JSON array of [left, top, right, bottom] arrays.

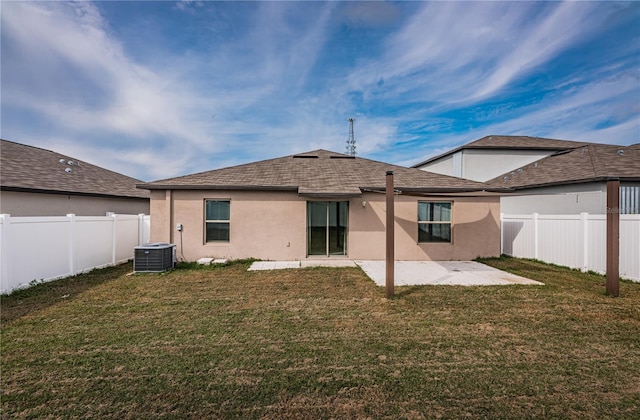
[[585, 144, 603, 178], [140, 148, 493, 193], [1, 138, 59, 156]]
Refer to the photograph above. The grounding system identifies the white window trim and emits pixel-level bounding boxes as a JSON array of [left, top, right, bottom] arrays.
[[418, 201, 453, 244], [204, 199, 230, 243]]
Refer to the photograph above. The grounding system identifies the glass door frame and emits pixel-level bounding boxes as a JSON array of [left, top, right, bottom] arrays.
[[306, 201, 349, 257]]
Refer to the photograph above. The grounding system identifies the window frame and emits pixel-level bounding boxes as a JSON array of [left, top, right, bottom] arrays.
[[417, 201, 452, 243], [204, 199, 230, 243]]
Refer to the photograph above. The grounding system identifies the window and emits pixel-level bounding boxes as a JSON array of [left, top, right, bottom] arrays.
[[418, 201, 452, 243], [205, 200, 230, 242]]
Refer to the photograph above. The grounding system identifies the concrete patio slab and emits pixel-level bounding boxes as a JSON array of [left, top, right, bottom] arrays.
[[355, 260, 543, 286], [247, 260, 541, 286]]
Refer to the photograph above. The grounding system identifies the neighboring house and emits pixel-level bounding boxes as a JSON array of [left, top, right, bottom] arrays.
[[486, 143, 640, 214], [413, 135, 589, 182], [414, 135, 640, 214], [1, 139, 149, 216], [138, 149, 503, 262]]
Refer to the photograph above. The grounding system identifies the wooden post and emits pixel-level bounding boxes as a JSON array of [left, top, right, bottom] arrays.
[[386, 171, 395, 298], [606, 179, 620, 297]]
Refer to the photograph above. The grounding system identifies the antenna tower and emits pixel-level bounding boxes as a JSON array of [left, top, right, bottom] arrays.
[[346, 117, 356, 156]]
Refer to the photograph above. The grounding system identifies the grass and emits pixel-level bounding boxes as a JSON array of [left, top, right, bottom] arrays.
[[2, 257, 639, 419]]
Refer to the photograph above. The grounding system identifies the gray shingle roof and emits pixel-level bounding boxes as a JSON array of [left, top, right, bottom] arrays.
[[139, 149, 495, 196], [464, 135, 590, 150], [1, 139, 149, 199], [412, 135, 591, 168], [486, 144, 640, 190]]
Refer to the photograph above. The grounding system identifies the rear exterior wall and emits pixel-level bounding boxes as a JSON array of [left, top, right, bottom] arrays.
[[149, 190, 500, 261]]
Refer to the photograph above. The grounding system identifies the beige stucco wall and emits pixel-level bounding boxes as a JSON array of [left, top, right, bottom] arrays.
[[149, 189, 500, 261], [350, 193, 500, 260], [0, 190, 149, 216], [151, 190, 306, 261]]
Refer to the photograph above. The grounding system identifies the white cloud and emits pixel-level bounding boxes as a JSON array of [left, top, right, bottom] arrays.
[[2, 2, 214, 151], [468, 2, 608, 101], [345, 1, 624, 107], [2, 1, 637, 180]]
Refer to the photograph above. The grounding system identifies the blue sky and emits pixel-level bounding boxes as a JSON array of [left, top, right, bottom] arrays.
[[2, 1, 639, 181]]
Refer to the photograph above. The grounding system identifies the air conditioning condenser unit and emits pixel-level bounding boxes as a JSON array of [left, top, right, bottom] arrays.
[[134, 243, 176, 273]]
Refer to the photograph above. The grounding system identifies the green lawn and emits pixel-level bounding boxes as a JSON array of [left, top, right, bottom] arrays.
[[2, 257, 639, 419]]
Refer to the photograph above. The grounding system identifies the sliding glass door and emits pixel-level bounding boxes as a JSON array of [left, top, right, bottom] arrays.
[[307, 201, 348, 256]]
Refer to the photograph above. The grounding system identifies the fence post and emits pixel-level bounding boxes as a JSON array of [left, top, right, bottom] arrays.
[[0, 214, 12, 293], [500, 212, 504, 255], [67, 214, 76, 276], [533, 213, 539, 260], [581, 212, 589, 272], [138, 214, 145, 246], [107, 212, 117, 266]]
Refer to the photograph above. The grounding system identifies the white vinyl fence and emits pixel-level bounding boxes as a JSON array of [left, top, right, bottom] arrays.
[[0, 213, 150, 294], [502, 213, 640, 282]]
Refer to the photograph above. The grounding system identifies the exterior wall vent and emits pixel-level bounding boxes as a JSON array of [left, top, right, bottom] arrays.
[[134, 243, 176, 272]]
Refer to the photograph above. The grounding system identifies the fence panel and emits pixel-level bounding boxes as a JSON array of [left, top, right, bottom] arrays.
[[538, 215, 582, 269], [620, 215, 640, 280], [114, 215, 142, 264], [502, 215, 536, 258], [75, 216, 115, 273], [0, 213, 150, 294], [586, 216, 606, 274], [502, 213, 639, 282], [2, 216, 72, 292]]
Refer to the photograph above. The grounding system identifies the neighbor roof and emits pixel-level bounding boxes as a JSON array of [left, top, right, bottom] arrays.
[[412, 135, 591, 168], [139, 149, 498, 197], [1, 139, 149, 199], [486, 143, 640, 190]]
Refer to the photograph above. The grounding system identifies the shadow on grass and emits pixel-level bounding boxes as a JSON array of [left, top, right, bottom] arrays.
[[1, 262, 132, 325]]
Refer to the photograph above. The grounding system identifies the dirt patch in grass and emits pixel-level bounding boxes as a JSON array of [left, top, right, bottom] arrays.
[[2, 258, 640, 418]]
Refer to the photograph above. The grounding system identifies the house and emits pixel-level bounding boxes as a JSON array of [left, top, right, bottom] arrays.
[[486, 143, 640, 214], [0, 139, 149, 216], [413, 135, 589, 182], [138, 149, 503, 262], [414, 135, 640, 214]]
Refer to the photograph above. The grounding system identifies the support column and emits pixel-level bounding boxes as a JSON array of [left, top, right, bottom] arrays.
[[606, 179, 620, 297], [386, 171, 395, 298]]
